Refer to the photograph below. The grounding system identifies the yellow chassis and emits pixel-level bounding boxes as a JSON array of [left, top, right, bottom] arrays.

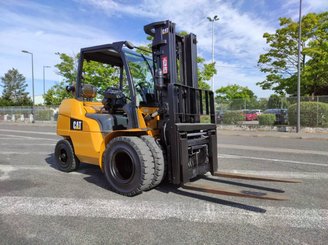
[[56, 99, 159, 169]]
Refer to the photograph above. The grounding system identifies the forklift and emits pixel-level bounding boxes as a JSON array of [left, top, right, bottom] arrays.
[[55, 20, 298, 199]]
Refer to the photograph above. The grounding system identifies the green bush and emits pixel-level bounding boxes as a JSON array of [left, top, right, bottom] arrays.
[[288, 102, 328, 127], [258, 114, 276, 126], [34, 109, 53, 121], [223, 111, 244, 125], [200, 115, 210, 123]]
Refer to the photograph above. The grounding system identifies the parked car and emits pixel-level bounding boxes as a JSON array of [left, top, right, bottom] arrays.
[[252, 109, 262, 116], [216, 111, 224, 124], [263, 108, 288, 124], [244, 110, 258, 121]]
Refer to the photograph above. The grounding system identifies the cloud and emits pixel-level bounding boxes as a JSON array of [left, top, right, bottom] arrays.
[[214, 60, 273, 97], [282, 0, 328, 20], [307, 0, 328, 10], [2, 0, 326, 97], [0, 2, 119, 85], [77, 0, 156, 18], [79, 0, 275, 93]]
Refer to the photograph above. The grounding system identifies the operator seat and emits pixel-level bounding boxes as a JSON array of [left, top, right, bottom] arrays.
[[101, 87, 129, 130], [83, 85, 128, 132]]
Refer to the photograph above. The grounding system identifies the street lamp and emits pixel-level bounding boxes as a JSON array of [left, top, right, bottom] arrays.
[[43, 65, 51, 96], [207, 15, 219, 92], [22, 50, 35, 122], [296, 0, 302, 133]]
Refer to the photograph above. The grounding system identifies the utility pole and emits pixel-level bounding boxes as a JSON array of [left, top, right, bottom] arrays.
[[43, 65, 51, 96], [22, 50, 35, 123], [207, 15, 219, 92], [297, 0, 302, 133]]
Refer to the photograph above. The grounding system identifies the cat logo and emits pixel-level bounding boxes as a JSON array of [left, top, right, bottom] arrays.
[[70, 119, 83, 131]]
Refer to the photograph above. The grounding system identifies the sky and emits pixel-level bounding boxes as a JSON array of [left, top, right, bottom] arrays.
[[0, 0, 327, 98]]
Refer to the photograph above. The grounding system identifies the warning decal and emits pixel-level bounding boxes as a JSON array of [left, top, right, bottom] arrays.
[[162, 56, 168, 74]]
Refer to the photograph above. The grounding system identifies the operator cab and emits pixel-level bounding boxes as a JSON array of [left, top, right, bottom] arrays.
[[75, 42, 156, 131]]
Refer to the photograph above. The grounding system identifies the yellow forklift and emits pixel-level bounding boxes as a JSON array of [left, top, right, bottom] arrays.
[[55, 20, 298, 199]]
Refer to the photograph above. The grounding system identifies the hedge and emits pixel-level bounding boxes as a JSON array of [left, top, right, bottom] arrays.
[[258, 114, 276, 126], [288, 102, 328, 127], [34, 109, 54, 121], [223, 111, 244, 125], [200, 115, 210, 123]]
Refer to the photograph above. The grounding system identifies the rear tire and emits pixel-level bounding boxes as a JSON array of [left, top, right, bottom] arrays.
[[54, 139, 80, 172], [141, 136, 165, 190], [103, 136, 155, 196]]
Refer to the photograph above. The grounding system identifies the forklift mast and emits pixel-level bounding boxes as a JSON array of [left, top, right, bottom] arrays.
[[144, 20, 218, 185]]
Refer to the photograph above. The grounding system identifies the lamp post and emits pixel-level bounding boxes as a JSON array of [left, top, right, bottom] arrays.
[[22, 50, 35, 122], [296, 0, 302, 133], [207, 15, 219, 92], [43, 65, 51, 96]]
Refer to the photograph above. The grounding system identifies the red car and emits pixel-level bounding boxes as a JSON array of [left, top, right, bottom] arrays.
[[244, 110, 258, 121]]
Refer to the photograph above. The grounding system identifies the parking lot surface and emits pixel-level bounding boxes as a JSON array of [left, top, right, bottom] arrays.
[[0, 123, 327, 244]]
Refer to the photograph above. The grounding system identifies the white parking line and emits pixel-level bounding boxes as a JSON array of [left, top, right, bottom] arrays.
[[219, 154, 328, 167], [0, 152, 51, 155], [0, 165, 52, 180], [0, 133, 26, 138], [0, 129, 56, 135], [0, 196, 327, 229], [0, 133, 57, 141], [219, 144, 328, 156], [0, 143, 56, 146], [0, 164, 326, 180], [0, 137, 23, 140], [0, 165, 93, 181]]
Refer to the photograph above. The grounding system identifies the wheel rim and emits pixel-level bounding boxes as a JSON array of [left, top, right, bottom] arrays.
[[111, 150, 135, 183], [57, 146, 69, 168], [59, 149, 68, 162]]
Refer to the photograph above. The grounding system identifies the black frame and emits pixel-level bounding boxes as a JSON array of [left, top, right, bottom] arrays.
[[76, 42, 139, 129], [145, 20, 218, 185]]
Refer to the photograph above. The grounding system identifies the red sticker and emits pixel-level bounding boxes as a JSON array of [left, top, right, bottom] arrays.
[[162, 56, 168, 74]]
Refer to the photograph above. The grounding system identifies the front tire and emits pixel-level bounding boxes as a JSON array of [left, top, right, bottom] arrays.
[[103, 136, 155, 196], [54, 139, 80, 172], [141, 136, 165, 190]]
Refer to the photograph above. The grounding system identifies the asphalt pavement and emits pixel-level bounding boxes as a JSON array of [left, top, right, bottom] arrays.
[[0, 123, 327, 244]]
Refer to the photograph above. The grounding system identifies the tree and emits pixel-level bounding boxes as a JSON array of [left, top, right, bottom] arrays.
[[44, 53, 77, 105], [0, 68, 32, 106], [267, 94, 288, 109], [46, 32, 217, 104], [0, 97, 11, 106], [215, 84, 255, 102], [257, 98, 269, 110], [197, 57, 215, 90], [257, 11, 328, 95], [44, 53, 120, 105], [302, 13, 328, 95], [44, 82, 73, 106], [215, 84, 256, 110]]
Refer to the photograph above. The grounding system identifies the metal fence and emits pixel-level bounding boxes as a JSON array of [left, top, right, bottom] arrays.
[[0, 106, 58, 122], [1, 96, 328, 128], [216, 96, 328, 128]]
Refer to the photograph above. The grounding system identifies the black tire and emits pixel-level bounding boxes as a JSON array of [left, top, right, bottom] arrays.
[[54, 139, 80, 172], [103, 136, 155, 196], [141, 136, 165, 190]]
